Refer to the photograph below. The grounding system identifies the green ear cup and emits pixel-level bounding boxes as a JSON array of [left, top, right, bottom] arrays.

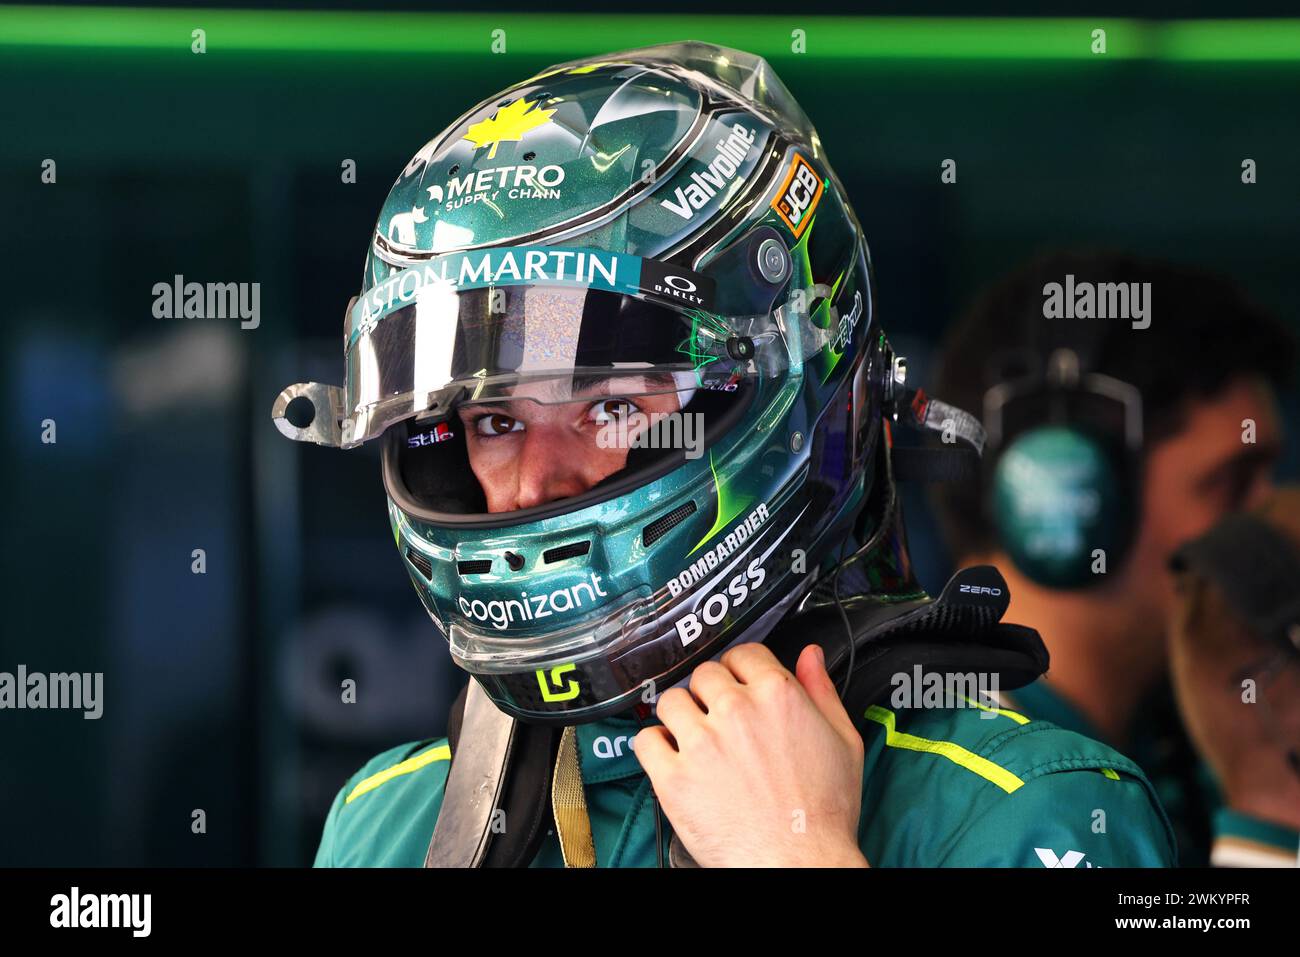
[[992, 426, 1130, 588]]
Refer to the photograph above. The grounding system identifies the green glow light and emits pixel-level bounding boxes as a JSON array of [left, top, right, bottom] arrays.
[[0, 9, 1297, 62], [689, 452, 753, 557]]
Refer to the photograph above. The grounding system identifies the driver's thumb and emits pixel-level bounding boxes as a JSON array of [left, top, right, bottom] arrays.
[[795, 643, 857, 742]]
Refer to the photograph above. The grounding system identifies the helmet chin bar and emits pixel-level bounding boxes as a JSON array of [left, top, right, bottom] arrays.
[[271, 381, 350, 448]]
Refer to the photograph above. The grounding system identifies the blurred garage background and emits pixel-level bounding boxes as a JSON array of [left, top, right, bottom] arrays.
[[1, 1, 1297, 865]]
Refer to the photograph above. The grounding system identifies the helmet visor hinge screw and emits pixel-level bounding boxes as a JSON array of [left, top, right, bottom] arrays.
[[756, 237, 790, 284], [727, 336, 755, 361]]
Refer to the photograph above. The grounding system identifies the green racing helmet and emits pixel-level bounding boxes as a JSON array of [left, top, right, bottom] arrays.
[[273, 41, 920, 725]]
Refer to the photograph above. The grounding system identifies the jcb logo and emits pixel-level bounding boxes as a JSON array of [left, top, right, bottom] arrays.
[[536, 663, 580, 703], [773, 154, 824, 238]]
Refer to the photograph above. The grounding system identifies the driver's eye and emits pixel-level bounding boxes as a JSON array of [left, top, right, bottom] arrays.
[[589, 398, 635, 424], [476, 413, 523, 436]]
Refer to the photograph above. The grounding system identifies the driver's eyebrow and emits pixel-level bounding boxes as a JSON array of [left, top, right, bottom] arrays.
[[460, 373, 679, 412], [569, 372, 676, 396], [1192, 442, 1282, 495]]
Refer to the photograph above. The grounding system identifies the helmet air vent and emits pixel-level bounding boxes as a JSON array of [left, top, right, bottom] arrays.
[[456, 559, 494, 576], [642, 500, 697, 547], [542, 541, 591, 564], [406, 547, 435, 580]]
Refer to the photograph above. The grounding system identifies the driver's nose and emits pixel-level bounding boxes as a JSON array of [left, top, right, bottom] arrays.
[[512, 427, 612, 511]]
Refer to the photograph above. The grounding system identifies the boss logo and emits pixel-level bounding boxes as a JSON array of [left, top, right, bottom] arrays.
[[772, 154, 824, 239], [959, 584, 1003, 596], [676, 558, 767, 647]]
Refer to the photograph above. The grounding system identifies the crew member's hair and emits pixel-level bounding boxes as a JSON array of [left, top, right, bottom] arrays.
[[931, 249, 1295, 561]]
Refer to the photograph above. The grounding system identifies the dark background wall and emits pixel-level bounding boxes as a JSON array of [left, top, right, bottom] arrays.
[[2, 3, 1297, 865]]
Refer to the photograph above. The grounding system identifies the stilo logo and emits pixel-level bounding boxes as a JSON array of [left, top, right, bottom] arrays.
[[407, 421, 455, 448], [772, 154, 824, 239]]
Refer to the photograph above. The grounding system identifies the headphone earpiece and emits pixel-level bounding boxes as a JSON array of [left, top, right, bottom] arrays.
[[983, 349, 1143, 590], [990, 425, 1134, 588]]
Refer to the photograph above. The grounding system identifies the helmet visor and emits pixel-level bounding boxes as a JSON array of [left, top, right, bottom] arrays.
[[343, 245, 788, 447]]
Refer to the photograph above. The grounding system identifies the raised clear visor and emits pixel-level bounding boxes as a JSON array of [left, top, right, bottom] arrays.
[[273, 244, 795, 449]]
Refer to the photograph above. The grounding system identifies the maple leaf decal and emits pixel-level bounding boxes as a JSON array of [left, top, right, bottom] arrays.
[[462, 98, 556, 160]]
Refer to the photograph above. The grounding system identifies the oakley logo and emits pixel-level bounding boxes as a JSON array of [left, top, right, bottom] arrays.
[[645, 269, 708, 306], [1034, 848, 1093, 868]]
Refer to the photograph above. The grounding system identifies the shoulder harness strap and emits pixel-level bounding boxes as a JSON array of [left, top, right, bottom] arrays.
[[424, 681, 561, 868]]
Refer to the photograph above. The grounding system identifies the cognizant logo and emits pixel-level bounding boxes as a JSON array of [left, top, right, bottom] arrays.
[[458, 573, 608, 630]]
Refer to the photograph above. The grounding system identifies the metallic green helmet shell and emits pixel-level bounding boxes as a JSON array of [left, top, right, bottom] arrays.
[[275, 42, 909, 724]]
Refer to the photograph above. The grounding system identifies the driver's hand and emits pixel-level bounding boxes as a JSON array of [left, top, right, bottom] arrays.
[[634, 642, 870, 867]]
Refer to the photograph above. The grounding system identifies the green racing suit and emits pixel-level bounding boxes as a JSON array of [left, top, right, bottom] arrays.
[[315, 696, 1176, 867], [1007, 678, 1299, 867]]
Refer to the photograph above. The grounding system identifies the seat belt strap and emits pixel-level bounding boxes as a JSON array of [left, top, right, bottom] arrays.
[[551, 726, 597, 868], [424, 681, 517, 868]]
